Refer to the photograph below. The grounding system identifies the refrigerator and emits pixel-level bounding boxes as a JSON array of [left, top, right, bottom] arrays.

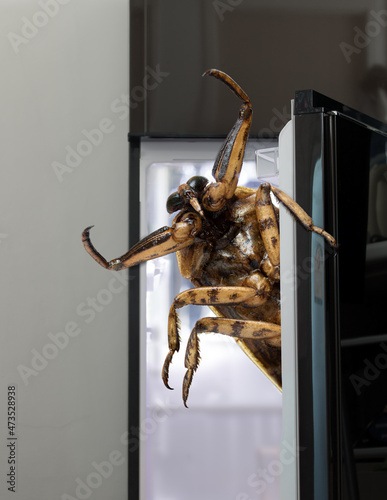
[[127, 90, 387, 499], [128, 5, 387, 497]]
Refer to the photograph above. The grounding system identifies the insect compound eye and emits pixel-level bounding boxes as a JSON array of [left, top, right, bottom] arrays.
[[187, 176, 209, 194], [167, 176, 209, 215], [166, 192, 185, 214]]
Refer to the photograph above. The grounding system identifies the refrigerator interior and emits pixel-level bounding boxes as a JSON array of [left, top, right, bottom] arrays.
[[138, 138, 284, 500]]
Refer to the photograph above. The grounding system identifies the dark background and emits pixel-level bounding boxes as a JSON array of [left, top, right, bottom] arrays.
[[130, 0, 387, 136]]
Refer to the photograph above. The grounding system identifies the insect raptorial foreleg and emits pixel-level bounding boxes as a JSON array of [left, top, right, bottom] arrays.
[[201, 70, 253, 211], [82, 212, 203, 271], [183, 317, 281, 407]]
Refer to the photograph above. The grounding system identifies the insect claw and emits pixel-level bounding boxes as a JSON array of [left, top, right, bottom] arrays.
[[162, 351, 175, 390], [182, 368, 194, 408], [82, 226, 110, 269], [203, 69, 250, 104]]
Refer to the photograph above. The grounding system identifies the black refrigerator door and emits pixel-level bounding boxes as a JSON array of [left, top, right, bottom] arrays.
[[294, 91, 387, 500]]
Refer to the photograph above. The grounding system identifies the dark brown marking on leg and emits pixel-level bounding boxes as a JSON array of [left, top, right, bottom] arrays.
[[259, 217, 276, 231], [232, 321, 244, 337]]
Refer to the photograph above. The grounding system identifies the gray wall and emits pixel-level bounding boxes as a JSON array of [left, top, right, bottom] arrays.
[[0, 1, 129, 498]]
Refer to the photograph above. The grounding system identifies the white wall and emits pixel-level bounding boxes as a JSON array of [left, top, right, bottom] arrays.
[[0, 2, 129, 499]]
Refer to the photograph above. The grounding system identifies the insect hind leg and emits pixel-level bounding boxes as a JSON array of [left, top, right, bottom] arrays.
[[162, 285, 257, 391], [183, 317, 280, 407]]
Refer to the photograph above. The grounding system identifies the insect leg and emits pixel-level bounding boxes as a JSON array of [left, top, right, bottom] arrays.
[[82, 212, 202, 271], [270, 185, 337, 249], [183, 317, 281, 407], [82, 226, 110, 269], [162, 286, 257, 390], [201, 70, 253, 211], [255, 183, 281, 279]]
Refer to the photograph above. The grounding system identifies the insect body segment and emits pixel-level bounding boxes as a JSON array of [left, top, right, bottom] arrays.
[[82, 69, 337, 406]]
